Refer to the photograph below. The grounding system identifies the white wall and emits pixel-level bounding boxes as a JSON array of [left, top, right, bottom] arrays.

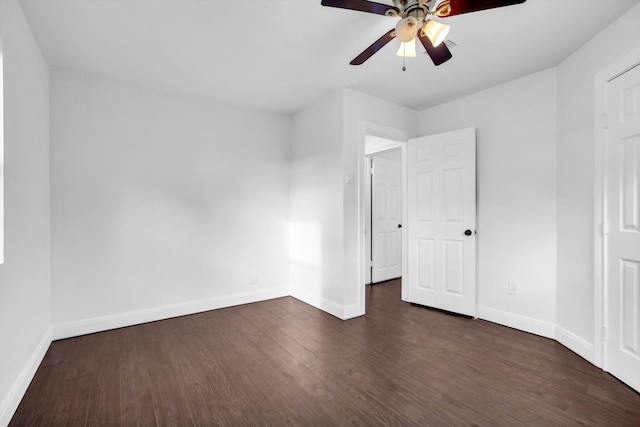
[[372, 149, 401, 162], [556, 3, 640, 359], [0, 0, 51, 425], [50, 69, 291, 337], [289, 90, 346, 315], [418, 69, 558, 337]]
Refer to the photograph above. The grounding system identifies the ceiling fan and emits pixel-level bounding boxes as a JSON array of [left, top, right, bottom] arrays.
[[321, 0, 527, 66]]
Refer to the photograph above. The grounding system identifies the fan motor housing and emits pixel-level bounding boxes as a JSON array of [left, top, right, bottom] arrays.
[[393, 0, 427, 12], [391, 0, 429, 20]]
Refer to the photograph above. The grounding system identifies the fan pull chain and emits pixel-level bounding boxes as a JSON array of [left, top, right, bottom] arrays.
[[402, 43, 407, 72]]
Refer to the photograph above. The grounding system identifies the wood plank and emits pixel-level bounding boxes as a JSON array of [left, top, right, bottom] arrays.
[[85, 352, 122, 427], [119, 326, 158, 427], [9, 280, 640, 426]]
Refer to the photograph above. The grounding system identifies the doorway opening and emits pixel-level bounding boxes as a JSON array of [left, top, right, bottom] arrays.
[[358, 127, 477, 318], [366, 147, 402, 284], [364, 134, 407, 300]]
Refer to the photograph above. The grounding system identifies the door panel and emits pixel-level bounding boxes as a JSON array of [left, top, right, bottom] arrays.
[[621, 260, 639, 355], [408, 128, 476, 316], [444, 168, 464, 222], [444, 239, 464, 295], [372, 155, 402, 283], [417, 238, 435, 290], [417, 172, 435, 221], [605, 64, 640, 392]]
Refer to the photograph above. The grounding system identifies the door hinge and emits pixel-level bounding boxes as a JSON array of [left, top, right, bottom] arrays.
[[603, 114, 608, 130], [602, 221, 609, 236], [369, 260, 373, 267]]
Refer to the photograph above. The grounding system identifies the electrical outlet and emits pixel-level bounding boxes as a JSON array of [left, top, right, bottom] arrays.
[[508, 280, 518, 295], [250, 274, 258, 285]]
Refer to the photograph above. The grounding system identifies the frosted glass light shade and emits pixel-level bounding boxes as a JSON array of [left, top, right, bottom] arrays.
[[396, 38, 417, 57], [395, 16, 419, 42], [423, 19, 450, 47]]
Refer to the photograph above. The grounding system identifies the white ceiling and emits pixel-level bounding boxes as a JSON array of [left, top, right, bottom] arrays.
[[20, 0, 640, 115]]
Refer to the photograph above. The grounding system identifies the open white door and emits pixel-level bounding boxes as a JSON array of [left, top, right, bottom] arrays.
[[371, 155, 402, 283], [407, 128, 476, 316], [604, 63, 640, 392]]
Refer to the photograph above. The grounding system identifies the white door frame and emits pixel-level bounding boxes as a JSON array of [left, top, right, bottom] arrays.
[[594, 48, 640, 370], [358, 122, 410, 314]]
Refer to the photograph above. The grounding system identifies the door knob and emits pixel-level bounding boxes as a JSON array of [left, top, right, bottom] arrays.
[[398, 224, 402, 228], [464, 229, 473, 236]]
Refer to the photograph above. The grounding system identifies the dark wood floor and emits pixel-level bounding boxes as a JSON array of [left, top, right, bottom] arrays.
[[10, 280, 640, 426]]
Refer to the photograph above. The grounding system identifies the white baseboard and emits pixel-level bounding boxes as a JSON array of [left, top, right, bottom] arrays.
[[555, 326, 595, 364], [53, 287, 290, 340], [290, 288, 350, 320], [477, 305, 556, 339], [0, 327, 52, 427], [342, 303, 365, 320]]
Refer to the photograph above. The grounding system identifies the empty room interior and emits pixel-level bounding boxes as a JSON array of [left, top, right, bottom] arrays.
[[1, 0, 640, 425]]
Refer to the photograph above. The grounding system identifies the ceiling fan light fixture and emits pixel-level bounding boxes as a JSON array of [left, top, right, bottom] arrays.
[[422, 19, 450, 47], [321, 0, 527, 66], [396, 37, 417, 58], [395, 16, 419, 42]]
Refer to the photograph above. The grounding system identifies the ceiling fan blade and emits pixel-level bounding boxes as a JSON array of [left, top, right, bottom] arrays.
[[417, 31, 452, 66], [350, 29, 396, 65], [321, 0, 399, 16], [435, 0, 526, 18]]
